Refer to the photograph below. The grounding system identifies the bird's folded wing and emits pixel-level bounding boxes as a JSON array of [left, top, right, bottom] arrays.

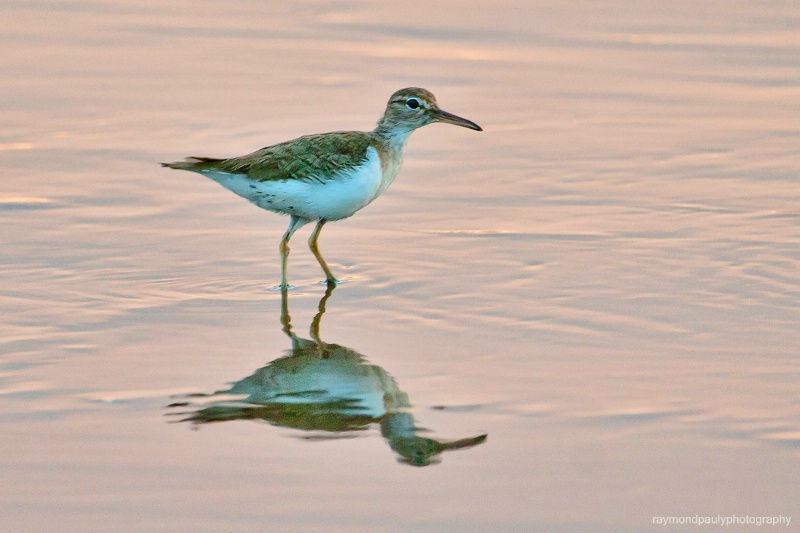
[[167, 132, 374, 184]]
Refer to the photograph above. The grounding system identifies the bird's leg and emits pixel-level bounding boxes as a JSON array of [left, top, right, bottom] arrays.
[[308, 219, 339, 285], [278, 216, 308, 290]]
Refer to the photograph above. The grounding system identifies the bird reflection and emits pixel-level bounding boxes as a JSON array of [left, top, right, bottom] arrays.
[[167, 284, 486, 466]]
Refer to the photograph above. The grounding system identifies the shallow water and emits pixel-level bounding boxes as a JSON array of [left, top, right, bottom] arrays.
[[2, 1, 799, 531]]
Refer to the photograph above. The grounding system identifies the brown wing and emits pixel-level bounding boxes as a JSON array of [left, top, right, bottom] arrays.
[[162, 132, 374, 183]]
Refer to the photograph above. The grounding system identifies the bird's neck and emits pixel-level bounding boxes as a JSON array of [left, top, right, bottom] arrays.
[[373, 122, 415, 156], [371, 124, 413, 196]]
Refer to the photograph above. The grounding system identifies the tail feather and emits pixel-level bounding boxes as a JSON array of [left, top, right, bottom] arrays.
[[161, 156, 224, 171]]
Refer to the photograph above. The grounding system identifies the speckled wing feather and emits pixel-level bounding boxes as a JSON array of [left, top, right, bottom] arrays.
[[165, 132, 375, 183]]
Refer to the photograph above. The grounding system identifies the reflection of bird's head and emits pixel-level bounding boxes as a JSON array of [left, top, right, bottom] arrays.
[[389, 433, 488, 467], [391, 437, 443, 467]]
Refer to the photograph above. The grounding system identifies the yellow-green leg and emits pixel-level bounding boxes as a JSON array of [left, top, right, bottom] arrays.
[[308, 219, 338, 285], [278, 216, 308, 290]]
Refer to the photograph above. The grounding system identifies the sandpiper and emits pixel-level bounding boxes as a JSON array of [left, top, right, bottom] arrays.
[[162, 87, 482, 289]]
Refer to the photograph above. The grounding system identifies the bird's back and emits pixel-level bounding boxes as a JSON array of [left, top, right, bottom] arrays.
[[163, 131, 376, 183]]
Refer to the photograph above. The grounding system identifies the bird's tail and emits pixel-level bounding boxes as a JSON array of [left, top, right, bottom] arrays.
[[160, 157, 224, 171]]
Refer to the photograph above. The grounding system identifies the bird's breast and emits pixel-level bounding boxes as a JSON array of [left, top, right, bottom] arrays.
[[375, 145, 405, 197]]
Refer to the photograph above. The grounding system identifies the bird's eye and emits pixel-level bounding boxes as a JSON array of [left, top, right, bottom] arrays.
[[406, 98, 420, 110]]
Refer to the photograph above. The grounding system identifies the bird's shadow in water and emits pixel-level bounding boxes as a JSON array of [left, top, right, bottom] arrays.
[[165, 283, 487, 467]]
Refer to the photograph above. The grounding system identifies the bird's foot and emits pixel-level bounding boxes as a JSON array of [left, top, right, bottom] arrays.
[[269, 283, 297, 291]]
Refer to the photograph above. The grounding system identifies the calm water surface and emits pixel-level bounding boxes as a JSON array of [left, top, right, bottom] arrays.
[[2, 1, 799, 531]]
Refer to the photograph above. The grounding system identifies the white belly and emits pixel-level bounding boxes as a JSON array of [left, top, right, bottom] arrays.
[[200, 147, 387, 221]]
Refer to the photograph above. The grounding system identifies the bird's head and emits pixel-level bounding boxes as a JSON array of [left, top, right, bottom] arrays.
[[376, 87, 482, 136]]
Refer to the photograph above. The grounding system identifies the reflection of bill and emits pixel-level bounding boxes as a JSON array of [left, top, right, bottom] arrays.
[[167, 284, 486, 467]]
